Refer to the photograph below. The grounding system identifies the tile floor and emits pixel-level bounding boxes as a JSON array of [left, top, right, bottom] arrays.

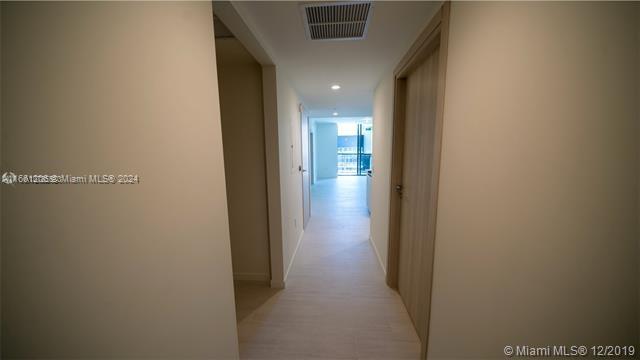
[[235, 176, 420, 359]]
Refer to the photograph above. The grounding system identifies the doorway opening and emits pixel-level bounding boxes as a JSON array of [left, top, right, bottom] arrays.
[[308, 117, 373, 215], [213, 14, 282, 324], [337, 121, 373, 176]]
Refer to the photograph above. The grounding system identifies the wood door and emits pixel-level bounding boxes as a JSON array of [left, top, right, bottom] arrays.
[[397, 45, 440, 341], [301, 113, 311, 228]]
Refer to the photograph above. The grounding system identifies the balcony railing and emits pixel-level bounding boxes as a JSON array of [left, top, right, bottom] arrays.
[[337, 153, 371, 176]]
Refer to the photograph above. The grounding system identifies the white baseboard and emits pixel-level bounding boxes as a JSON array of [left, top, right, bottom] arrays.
[[369, 236, 387, 275], [270, 279, 285, 289], [233, 272, 270, 283], [284, 229, 304, 283]]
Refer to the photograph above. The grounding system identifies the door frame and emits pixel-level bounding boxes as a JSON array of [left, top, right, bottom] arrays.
[[212, 3, 286, 288], [309, 131, 315, 185], [299, 104, 311, 229], [385, 2, 450, 358]]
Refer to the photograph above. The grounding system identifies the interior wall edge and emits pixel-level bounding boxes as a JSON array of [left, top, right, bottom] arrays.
[[216, 37, 271, 281], [261, 65, 286, 289], [211, 1, 274, 65], [369, 73, 395, 287]]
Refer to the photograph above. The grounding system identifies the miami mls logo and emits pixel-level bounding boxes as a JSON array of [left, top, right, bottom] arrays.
[[2, 172, 17, 185]]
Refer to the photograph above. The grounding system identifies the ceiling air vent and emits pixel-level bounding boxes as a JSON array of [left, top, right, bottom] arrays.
[[301, 1, 372, 41]]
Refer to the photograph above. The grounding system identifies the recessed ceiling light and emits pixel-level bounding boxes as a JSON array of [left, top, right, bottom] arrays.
[[332, 112, 339, 116], [331, 84, 341, 90]]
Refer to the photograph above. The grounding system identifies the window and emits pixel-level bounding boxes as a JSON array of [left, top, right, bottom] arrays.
[[337, 122, 372, 176]]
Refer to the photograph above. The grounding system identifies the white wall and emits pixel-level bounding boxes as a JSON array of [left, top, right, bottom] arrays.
[[369, 75, 395, 274], [315, 122, 338, 179], [216, 38, 271, 282], [276, 74, 305, 281], [427, 2, 639, 357], [1, 2, 239, 358]]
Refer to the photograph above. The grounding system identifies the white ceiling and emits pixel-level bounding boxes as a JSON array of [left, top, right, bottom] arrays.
[[232, 1, 441, 117]]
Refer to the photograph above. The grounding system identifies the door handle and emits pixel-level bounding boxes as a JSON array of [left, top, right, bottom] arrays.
[[395, 184, 403, 198]]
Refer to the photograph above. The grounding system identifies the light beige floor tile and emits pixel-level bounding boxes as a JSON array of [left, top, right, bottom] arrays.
[[235, 177, 419, 360]]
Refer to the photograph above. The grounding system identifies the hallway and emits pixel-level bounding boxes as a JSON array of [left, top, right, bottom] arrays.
[[237, 177, 421, 359]]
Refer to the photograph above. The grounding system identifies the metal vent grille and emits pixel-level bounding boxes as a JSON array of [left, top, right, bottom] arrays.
[[302, 2, 372, 41]]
